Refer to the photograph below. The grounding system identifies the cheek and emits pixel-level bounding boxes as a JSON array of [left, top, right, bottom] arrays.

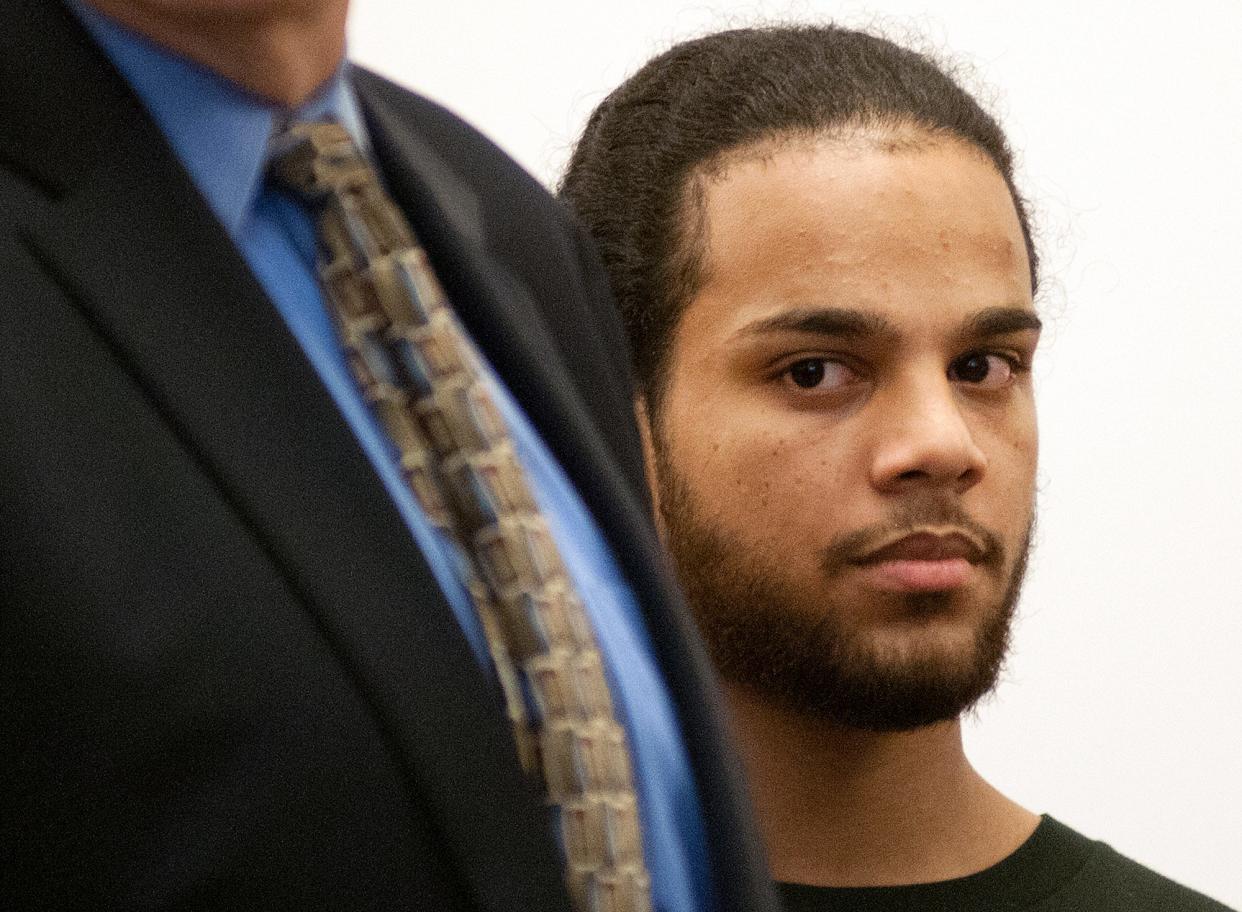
[[656, 347, 864, 543], [1001, 400, 1039, 479], [667, 419, 791, 508], [663, 401, 858, 536], [973, 402, 1039, 522]]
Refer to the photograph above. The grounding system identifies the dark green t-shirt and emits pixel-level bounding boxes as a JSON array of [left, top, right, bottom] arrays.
[[778, 816, 1233, 912]]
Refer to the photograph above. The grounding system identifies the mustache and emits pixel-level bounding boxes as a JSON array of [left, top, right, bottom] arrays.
[[822, 498, 1005, 570]]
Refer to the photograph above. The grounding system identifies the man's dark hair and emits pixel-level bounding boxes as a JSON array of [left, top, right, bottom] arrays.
[[560, 24, 1038, 406]]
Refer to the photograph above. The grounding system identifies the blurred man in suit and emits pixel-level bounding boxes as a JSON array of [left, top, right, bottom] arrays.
[[562, 24, 1232, 912], [0, 3, 778, 910]]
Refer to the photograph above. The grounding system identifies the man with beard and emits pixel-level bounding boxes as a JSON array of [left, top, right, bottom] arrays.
[[561, 24, 1232, 912]]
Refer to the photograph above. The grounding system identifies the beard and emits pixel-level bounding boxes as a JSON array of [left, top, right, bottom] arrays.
[[653, 453, 1033, 733]]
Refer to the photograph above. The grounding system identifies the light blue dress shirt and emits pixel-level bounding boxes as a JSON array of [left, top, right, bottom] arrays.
[[70, 5, 711, 910]]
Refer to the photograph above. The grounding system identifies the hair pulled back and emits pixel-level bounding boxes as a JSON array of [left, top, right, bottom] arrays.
[[560, 25, 1037, 400]]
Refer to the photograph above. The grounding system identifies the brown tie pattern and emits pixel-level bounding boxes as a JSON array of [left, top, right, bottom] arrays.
[[269, 123, 651, 912]]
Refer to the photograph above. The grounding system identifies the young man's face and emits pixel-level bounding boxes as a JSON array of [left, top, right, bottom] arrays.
[[647, 132, 1040, 730]]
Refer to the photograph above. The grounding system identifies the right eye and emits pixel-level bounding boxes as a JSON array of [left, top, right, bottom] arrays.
[[784, 358, 856, 391]]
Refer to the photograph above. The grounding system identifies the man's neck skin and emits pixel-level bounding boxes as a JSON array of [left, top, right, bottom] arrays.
[[85, 0, 350, 106], [727, 686, 1039, 887]]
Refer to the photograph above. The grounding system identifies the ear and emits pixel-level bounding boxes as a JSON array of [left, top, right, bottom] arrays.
[[634, 395, 666, 537]]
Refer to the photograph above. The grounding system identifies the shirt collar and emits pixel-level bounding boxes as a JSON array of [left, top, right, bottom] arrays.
[[67, 0, 370, 240]]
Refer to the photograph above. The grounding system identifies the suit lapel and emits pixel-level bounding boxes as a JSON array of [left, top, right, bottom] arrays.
[[357, 72, 780, 912], [355, 70, 642, 525], [7, 6, 573, 911]]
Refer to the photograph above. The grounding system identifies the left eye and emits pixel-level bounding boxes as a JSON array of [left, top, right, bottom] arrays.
[[949, 352, 1015, 388]]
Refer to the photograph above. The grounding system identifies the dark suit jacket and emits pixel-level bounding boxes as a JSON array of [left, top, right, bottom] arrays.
[[0, 3, 777, 910]]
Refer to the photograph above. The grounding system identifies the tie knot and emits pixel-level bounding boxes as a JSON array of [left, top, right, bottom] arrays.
[[268, 121, 374, 202]]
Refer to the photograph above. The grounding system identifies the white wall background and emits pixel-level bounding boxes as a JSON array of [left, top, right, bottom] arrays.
[[348, 1, 1242, 905]]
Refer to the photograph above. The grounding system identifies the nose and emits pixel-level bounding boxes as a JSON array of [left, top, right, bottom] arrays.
[[869, 374, 987, 494]]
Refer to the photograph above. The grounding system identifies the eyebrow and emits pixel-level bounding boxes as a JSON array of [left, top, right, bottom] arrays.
[[963, 307, 1043, 337], [734, 305, 1041, 343], [735, 307, 901, 343]]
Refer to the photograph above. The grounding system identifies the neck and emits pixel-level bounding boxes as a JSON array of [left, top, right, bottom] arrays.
[[726, 685, 1038, 887], [85, 1, 350, 106]]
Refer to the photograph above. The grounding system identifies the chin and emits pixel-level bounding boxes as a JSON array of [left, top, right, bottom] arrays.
[[863, 612, 988, 660], [699, 586, 1016, 732]]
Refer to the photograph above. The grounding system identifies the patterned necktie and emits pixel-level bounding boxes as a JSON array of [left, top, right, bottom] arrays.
[[269, 122, 652, 912]]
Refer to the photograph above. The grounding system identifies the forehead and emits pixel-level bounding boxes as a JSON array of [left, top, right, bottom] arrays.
[[686, 132, 1033, 339]]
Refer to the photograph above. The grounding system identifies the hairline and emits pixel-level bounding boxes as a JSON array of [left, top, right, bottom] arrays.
[[645, 122, 1033, 418]]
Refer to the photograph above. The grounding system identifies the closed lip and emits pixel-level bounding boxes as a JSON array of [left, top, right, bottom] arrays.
[[853, 528, 986, 565]]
